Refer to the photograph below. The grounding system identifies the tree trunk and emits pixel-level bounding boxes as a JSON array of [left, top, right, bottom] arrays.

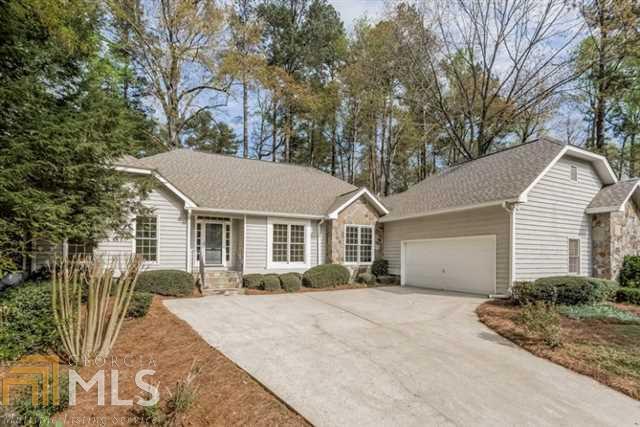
[[242, 73, 249, 158], [331, 112, 337, 176], [271, 98, 277, 162], [595, 5, 608, 151]]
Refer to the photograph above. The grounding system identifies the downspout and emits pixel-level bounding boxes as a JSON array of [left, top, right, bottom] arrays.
[[501, 201, 519, 298], [186, 208, 192, 273], [317, 219, 325, 265]]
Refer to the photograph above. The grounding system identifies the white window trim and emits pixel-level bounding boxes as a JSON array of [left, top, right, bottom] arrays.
[[570, 164, 578, 181], [267, 217, 311, 269], [196, 219, 231, 267], [568, 237, 581, 275], [133, 214, 160, 265], [343, 224, 374, 265]]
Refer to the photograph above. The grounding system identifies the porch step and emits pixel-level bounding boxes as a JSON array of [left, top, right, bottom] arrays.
[[203, 288, 245, 296], [200, 271, 242, 290]]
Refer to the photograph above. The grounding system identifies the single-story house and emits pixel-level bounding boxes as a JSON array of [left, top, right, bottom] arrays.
[[39, 137, 640, 295]]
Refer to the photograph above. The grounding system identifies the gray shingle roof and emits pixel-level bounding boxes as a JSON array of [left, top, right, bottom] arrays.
[[381, 138, 566, 221], [117, 149, 358, 216], [588, 179, 640, 211]]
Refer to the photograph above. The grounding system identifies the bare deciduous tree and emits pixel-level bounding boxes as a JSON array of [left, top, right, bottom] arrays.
[[397, 0, 585, 160], [110, 0, 230, 149]]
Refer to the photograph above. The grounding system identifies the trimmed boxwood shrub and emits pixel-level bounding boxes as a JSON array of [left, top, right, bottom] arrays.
[[135, 270, 194, 297], [357, 272, 376, 286], [243, 274, 264, 289], [126, 292, 154, 318], [303, 264, 350, 288], [513, 276, 619, 306], [0, 282, 60, 361], [619, 255, 640, 288], [371, 259, 388, 277], [280, 273, 302, 292], [616, 287, 640, 305], [263, 274, 281, 291]]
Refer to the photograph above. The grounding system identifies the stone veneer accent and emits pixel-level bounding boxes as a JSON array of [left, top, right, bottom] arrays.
[[592, 200, 640, 280], [326, 197, 382, 268]]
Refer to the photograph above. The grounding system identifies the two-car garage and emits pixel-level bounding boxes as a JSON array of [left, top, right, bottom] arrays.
[[382, 205, 510, 296], [401, 235, 497, 295]]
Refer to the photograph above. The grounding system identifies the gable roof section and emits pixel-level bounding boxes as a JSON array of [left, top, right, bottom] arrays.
[[381, 138, 617, 222], [327, 188, 389, 219], [587, 179, 640, 214], [116, 149, 361, 217]]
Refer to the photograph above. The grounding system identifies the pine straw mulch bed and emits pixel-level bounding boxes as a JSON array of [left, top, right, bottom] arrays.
[[245, 282, 396, 295], [57, 298, 309, 426], [477, 300, 640, 400]]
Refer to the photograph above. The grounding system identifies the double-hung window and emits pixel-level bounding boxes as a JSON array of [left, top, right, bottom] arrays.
[[568, 239, 580, 274], [345, 225, 373, 264], [135, 216, 158, 262], [271, 223, 306, 264]]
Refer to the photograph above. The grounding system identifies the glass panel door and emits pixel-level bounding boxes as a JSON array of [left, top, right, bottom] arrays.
[[204, 223, 223, 265]]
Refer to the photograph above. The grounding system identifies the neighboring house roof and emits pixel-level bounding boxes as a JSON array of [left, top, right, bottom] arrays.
[[587, 179, 640, 214], [381, 138, 617, 222], [115, 149, 387, 218]]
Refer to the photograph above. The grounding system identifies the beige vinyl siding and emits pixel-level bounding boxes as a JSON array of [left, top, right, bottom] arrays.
[[96, 186, 187, 271], [383, 206, 511, 294], [514, 155, 602, 280], [244, 216, 322, 274]]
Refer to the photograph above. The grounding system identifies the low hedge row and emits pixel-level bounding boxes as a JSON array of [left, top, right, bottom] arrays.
[[512, 276, 619, 306], [243, 265, 351, 291], [135, 270, 194, 297], [302, 264, 350, 289], [616, 287, 640, 305]]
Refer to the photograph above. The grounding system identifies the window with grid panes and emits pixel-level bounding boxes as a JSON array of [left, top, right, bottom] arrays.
[[271, 223, 305, 263], [345, 225, 373, 263], [135, 216, 158, 261], [569, 239, 580, 274]]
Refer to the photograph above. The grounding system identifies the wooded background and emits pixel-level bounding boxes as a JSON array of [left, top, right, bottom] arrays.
[[1, 0, 639, 270]]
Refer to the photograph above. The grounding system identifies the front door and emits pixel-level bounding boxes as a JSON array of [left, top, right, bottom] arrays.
[[204, 223, 224, 265]]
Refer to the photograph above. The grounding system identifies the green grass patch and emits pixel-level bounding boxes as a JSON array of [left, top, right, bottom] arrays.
[[558, 304, 640, 324]]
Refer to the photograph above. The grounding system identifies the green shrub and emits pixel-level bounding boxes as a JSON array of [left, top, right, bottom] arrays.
[[590, 278, 619, 302], [511, 281, 556, 305], [280, 273, 302, 292], [619, 256, 640, 288], [371, 259, 388, 277], [558, 304, 640, 323], [518, 302, 562, 348], [243, 274, 264, 289], [616, 287, 640, 305], [0, 282, 60, 361], [8, 369, 69, 425], [262, 274, 281, 291], [357, 272, 376, 286], [537, 276, 614, 305], [135, 270, 194, 297], [302, 264, 350, 288], [126, 292, 153, 318]]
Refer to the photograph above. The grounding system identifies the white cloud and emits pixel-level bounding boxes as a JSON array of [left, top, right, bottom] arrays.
[[328, 0, 386, 31]]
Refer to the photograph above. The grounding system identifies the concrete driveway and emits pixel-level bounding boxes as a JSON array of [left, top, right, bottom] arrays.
[[165, 287, 640, 426]]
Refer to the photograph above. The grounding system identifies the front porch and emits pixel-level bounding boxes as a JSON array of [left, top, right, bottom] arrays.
[[189, 214, 244, 292]]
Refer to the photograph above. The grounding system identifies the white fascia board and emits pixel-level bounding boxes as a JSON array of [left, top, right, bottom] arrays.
[[327, 188, 389, 219], [192, 207, 325, 220], [114, 165, 198, 208], [585, 206, 624, 214], [379, 199, 515, 223], [518, 145, 618, 203]]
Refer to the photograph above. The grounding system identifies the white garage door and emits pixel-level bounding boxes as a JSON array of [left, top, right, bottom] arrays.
[[403, 235, 496, 295]]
